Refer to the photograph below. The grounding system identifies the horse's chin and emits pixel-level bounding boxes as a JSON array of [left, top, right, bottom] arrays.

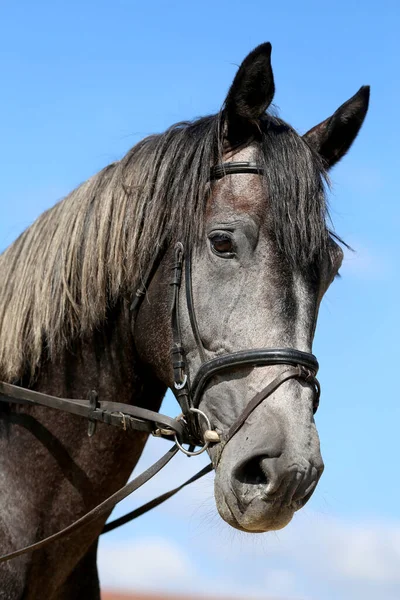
[[215, 486, 295, 533]]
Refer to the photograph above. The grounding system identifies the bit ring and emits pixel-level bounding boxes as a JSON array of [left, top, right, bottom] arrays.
[[174, 408, 212, 456]]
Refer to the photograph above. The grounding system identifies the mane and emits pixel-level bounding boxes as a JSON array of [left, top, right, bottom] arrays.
[[0, 113, 330, 382]]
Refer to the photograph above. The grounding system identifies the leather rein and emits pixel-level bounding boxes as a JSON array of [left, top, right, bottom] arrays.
[[0, 161, 320, 563]]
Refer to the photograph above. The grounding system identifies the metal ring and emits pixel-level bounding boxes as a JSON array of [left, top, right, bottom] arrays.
[[174, 374, 187, 390], [174, 241, 184, 254], [173, 408, 212, 457]]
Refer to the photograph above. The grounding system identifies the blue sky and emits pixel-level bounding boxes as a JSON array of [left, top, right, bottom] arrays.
[[1, 1, 399, 599]]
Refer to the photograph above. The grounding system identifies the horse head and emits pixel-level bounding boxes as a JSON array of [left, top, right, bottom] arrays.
[[135, 43, 369, 532]]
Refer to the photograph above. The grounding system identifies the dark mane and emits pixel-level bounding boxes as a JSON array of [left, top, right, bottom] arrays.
[[0, 112, 331, 381], [258, 116, 330, 268]]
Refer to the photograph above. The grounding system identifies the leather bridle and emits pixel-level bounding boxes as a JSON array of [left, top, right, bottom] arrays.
[[151, 163, 319, 452], [167, 239, 320, 461], [0, 161, 321, 563]]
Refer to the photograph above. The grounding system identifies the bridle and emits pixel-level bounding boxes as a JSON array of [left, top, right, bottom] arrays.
[[141, 161, 320, 457], [0, 161, 320, 563], [167, 241, 320, 460]]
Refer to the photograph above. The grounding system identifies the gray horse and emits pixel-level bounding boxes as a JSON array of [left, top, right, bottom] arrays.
[[0, 43, 369, 598]]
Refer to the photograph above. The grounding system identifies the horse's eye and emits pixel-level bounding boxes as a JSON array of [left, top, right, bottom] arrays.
[[209, 233, 236, 258]]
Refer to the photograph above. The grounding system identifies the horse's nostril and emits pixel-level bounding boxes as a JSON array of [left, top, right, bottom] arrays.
[[235, 456, 269, 486]]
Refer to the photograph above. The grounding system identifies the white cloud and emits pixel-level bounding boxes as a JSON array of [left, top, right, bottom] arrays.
[[98, 537, 196, 592], [199, 513, 400, 599], [307, 517, 400, 586], [261, 568, 301, 599], [99, 510, 400, 600], [98, 535, 282, 599]]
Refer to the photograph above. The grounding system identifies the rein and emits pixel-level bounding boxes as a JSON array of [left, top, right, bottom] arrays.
[[0, 161, 320, 563]]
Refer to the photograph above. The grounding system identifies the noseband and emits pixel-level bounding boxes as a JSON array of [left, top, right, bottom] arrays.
[[133, 161, 320, 460]]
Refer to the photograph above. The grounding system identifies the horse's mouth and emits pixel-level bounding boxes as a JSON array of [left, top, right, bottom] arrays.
[[215, 483, 297, 533]]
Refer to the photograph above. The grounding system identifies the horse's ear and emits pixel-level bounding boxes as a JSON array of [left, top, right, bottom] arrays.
[[223, 42, 275, 145], [303, 86, 370, 168]]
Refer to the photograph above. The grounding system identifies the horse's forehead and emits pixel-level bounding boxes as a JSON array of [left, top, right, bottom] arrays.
[[207, 146, 266, 220], [208, 177, 266, 220]]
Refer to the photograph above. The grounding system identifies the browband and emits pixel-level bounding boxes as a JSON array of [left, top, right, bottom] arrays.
[[210, 162, 267, 181]]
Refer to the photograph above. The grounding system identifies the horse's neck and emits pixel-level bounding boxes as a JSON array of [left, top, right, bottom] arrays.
[[31, 299, 166, 503], [0, 301, 166, 597]]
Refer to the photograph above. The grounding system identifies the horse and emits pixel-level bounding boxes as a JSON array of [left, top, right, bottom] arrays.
[[0, 42, 369, 599]]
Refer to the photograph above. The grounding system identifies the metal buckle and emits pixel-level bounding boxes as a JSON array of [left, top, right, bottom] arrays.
[[174, 374, 187, 390]]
